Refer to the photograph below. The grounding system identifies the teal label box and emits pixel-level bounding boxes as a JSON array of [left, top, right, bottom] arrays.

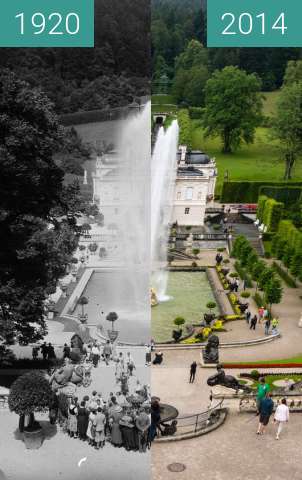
[[207, 0, 302, 47], [0, 0, 94, 47]]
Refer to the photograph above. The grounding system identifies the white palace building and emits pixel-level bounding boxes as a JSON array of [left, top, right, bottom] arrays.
[[172, 146, 217, 226], [92, 146, 217, 228]]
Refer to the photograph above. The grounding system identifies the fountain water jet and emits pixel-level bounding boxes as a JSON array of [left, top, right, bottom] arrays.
[[151, 120, 179, 302]]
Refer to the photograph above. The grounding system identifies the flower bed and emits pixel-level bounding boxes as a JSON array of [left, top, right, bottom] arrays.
[[215, 266, 229, 290], [227, 292, 244, 316]]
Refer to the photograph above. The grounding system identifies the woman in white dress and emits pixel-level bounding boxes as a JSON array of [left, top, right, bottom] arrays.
[[274, 398, 289, 440]]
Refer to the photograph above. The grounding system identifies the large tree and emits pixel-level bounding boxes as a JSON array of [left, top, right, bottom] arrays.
[[0, 71, 78, 345], [271, 81, 302, 180], [203, 66, 263, 153]]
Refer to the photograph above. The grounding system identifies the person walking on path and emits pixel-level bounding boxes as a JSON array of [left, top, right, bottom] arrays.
[[264, 317, 271, 335], [41, 342, 48, 360], [271, 318, 279, 335], [63, 343, 70, 359], [257, 392, 274, 435], [126, 352, 135, 376], [32, 345, 39, 360], [250, 315, 257, 330], [91, 343, 100, 368], [256, 377, 270, 412], [245, 310, 251, 325], [258, 306, 264, 324], [274, 398, 289, 440], [102, 340, 112, 365], [189, 361, 197, 383]]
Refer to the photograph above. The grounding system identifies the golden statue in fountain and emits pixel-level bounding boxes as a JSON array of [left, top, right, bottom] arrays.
[[150, 288, 158, 307]]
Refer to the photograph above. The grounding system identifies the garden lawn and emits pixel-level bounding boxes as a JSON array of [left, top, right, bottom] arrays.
[[191, 122, 302, 195], [224, 355, 302, 367], [151, 94, 178, 114], [262, 90, 280, 117]]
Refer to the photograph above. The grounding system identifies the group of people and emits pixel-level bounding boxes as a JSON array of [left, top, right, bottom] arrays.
[[245, 308, 279, 335], [256, 377, 289, 440], [65, 387, 151, 451], [32, 342, 56, 360]]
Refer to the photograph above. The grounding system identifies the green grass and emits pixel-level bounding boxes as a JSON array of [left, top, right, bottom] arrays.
[[228, 355, 302, 365], [262, 91, 280, 117], [191, 122, 302, 195]]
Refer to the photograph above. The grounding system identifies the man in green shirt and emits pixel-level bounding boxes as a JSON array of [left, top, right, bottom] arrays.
[[256, 377, 270, 412]]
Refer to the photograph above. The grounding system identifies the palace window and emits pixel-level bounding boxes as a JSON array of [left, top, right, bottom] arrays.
[[185, 187, 193, 200], [185, 208, 190, 215], [177, 191, 181, 200]]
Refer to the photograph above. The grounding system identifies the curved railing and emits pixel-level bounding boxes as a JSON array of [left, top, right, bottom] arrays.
[[158, 400, 225, 439]]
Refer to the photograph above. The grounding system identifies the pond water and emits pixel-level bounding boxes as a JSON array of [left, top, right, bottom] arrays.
[[74, 270, 150, 344], [151, 271, 218, 343]]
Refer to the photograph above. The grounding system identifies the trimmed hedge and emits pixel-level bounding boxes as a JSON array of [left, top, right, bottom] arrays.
[[221, 181, 302, 203], [178, 109, 192, 148], [260, 185, 302, 206], [272, 261, 297, 288], [260, 197, 284, 232]]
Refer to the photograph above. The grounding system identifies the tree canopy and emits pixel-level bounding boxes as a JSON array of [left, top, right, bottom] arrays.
[[0, 71, 78, 344], [203, 66, 263, 153]]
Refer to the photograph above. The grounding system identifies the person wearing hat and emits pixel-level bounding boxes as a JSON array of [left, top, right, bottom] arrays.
[[135, 407, 150, 452], [109, 397, 123, 447]]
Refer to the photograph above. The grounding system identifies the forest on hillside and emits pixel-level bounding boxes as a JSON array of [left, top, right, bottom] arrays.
[[0, 0, 150, 114], [152, 0, 301, 91]]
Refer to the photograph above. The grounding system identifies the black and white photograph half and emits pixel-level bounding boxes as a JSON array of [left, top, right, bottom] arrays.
[[0, 1, 151, 479]]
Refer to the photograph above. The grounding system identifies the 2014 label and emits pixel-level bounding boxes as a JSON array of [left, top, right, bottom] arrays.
[[221, 12, 287, 36], [15, 12, 80, 36]]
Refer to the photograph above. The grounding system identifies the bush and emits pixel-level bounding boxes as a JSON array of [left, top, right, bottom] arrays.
[[221, 181, 302, 203], [206, 302, 216, 312], [213, 224, 221, 231], [272, 261, 297, 287], [9, 371, 52, 417], [229, 272, 239, 278], [223, 259, 230, 264], [253, 292, 265, 308], [178, 109, 192, 148], [234, 261, 253, 288], [192, 248, 200, 256], [191, 261, 198, 268], [250, 370, 260, 380], [88, 243, 98, 253], [174, 316, 185, 327], [241, 291, 251, 298]]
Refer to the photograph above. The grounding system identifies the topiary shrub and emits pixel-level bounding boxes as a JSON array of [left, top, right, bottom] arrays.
[[191, 261, 198, 268], [206, 301, 216, 312], [174, 316, 185, 328], [9, 371, 53, 431], [241, 291, 251, 298]]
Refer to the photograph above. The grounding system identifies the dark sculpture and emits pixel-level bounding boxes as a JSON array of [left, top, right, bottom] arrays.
[[202, 335, 219, 364], [207, 365, 251, 392]]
